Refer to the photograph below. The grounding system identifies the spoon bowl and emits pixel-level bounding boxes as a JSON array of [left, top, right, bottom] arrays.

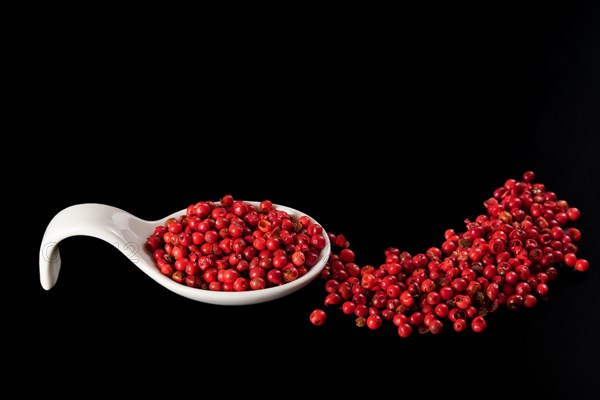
[[40, 202, 331, 305]]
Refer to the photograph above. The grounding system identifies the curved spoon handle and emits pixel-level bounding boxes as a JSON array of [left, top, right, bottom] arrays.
[[39, 203, 146, 290]]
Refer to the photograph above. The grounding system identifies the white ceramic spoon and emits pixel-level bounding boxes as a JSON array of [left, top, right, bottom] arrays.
[[39, 202, 331, 305]]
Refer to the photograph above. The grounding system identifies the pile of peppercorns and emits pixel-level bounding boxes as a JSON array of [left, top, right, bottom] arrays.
[[145, 195, 328, 292], [309, 171, 589, 337]]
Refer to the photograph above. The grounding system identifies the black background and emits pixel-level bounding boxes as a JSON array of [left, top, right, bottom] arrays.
[[18, 2, 600, 398]]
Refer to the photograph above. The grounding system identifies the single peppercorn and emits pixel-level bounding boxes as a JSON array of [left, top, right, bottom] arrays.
[[310, 309, 327, 326]]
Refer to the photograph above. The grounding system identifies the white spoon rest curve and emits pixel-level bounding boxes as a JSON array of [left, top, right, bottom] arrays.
[[39, 202, 331, 305]]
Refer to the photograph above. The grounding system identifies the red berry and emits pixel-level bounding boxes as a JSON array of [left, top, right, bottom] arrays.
[[471, 316, 487, 333], [339, 248, 355, 263], [453, 318, 467, 332], [366, 314, 383, 330], [397, 323, 413, 338], [575, 258, 589, 272], [566, 207, 581, 222], [309, 309, 327, 326], [563, 252, 577, 267]]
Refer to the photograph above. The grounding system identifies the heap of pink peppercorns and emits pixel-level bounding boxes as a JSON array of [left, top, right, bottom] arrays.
[[145, 195, 328, 292], [309, 171, 589, 337]]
